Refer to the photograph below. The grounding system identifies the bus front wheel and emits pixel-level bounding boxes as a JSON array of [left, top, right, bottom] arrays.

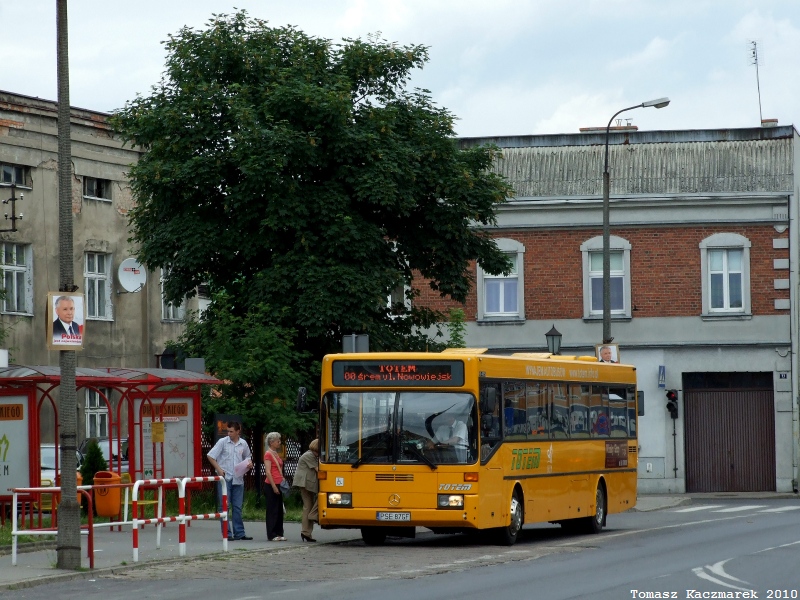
[[361, 527, 387, 546], [583, 483, 606, 534], [495, 488, 523, 545]]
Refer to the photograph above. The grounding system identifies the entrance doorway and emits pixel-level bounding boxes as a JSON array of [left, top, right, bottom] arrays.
[[684, 372, 775, 493]]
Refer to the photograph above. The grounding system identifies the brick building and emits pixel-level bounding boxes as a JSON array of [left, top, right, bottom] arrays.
[[420, 125, 800, 493]]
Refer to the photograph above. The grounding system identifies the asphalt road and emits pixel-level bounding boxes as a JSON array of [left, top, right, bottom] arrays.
[[7, 498, 800, 600]]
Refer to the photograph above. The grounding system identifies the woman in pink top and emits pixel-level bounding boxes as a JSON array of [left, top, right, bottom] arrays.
[[263, 431, 286, 541]]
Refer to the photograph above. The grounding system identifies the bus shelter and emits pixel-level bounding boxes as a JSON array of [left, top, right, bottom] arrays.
[[0, 365, 222, 506]]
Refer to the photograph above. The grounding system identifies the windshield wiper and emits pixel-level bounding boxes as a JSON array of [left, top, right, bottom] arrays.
[[351, 440, 390, 469], [403, 442, 437, 470]]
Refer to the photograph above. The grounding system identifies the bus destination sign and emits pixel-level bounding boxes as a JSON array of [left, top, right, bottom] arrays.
[[332, 360, 464, 387]]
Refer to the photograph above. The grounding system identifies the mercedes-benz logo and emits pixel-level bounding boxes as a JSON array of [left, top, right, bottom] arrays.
[[388, 493, 401, 506]]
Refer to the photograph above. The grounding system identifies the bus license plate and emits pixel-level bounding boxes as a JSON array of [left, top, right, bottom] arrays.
[[376, 512, 411, 521]]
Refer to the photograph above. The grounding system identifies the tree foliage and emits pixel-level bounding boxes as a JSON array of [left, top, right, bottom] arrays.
[[178, 294, 315, 437], [446, 307, 467, 349], [111, 12, 512, 431]]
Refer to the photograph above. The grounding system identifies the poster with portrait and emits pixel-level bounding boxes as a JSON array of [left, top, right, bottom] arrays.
[[47, 292, 85, 350], [595, 343, 619, 364]]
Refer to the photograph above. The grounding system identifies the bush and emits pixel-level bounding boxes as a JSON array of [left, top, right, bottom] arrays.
[[79, 438, 108, 487]]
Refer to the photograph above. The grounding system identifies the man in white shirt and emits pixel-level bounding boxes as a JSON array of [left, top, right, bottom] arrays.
[[434, 414, 469, 462], [207, 421, 252, 540]]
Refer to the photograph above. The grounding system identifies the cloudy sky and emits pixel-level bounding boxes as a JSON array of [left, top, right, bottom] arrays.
[[2, 0, 799, 138]]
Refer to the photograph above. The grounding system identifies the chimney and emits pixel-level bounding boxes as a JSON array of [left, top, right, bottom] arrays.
[[761, 118, 778, 128]]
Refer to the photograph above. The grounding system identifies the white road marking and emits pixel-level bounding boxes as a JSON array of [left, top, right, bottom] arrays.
[[758, 506, 800, 513], [673, 505, 724, 512], [692, 562, 751, 592], [705, 559, 749, 584], [754, 539, 800, 554], [712, 505, 766, 513]]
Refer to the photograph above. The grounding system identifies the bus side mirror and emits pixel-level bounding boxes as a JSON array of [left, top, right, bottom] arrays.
[[637, 391, 645, 416], [296, 387, 307, 412], [481, 387, 497, 414]]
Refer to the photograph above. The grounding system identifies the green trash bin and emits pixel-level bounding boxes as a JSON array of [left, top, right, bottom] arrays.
[[93, 471, 121, 517]]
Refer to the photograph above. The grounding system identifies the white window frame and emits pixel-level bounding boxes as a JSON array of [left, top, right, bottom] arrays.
[[387, 282, 412, 318], [1, 243, 33, 315], [196, 283, 211, 319], [700, 233, 751, 318], [83, 176, 112, 201], [85, 388, 111, 439], [477, 238, 525, 322], [161, 270, 186, 321], [580, 235, 632, 320], [85, 252, 113, 320]]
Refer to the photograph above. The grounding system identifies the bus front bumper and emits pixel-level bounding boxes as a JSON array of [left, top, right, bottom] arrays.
[[320, 505, 479, 529]]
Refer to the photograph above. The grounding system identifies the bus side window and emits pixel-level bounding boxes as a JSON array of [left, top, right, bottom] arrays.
[[526, 382, 548, 438], [590, 385, 610, 438], [550, 383, 569, 439]]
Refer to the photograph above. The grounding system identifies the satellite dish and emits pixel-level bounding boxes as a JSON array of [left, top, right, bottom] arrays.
[[117, 258, 147, 293]]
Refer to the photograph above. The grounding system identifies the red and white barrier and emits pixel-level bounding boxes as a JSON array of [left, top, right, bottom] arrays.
[[131, 475, 228, 562], [9, 486, 95, 567], [178, 476, 228, 557]]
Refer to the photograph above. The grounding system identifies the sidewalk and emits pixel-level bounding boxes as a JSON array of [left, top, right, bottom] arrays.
[[632, 491, 798, 512], [0, 519, 361, 591]]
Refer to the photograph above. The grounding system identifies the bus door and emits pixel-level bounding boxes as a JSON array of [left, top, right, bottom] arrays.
[[479, 382, 504, 527]]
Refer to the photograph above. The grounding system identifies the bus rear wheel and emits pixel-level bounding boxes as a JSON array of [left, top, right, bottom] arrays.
[[495, 488, 523, 545], [361, 527, 387, 546]]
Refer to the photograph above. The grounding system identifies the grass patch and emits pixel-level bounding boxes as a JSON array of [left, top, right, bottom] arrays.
[[0, 520, 56, 545], [183, 488, 303, 522]]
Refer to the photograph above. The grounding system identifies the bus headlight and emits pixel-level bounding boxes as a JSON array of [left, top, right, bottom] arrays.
[[437, 494, 464, 508], [327, 492, 352, 507]]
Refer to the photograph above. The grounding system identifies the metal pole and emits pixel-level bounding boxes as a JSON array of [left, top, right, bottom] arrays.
[[602, 104, 643, 344]]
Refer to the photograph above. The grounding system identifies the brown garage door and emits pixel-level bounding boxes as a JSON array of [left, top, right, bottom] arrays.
[[685, 390, 775, 492]]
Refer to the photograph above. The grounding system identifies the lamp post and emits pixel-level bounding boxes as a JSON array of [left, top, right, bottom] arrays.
[[545, 325, 562, 355], [602, 97, 670, 344]]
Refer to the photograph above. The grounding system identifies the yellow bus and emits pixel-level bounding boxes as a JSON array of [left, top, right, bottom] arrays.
[[314, 348, 640, 545]]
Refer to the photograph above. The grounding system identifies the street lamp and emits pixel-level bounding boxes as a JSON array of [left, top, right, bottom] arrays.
[[545, 325, 562, 355], [601, 97, 670, 344], [1, 184, 23, 233]]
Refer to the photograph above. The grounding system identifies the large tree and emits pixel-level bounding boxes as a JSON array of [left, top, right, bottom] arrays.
[[112, 12, 511, 418]]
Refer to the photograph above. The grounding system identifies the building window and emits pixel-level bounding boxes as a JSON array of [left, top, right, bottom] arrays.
[[1, 243, 33, 314], [700, 233, 751, 317], [161, 271, 186, 321], [580, 235, 632, 320], [83, 176, 111, 201], [85, 388, 110, 439], [0, 162, 28, 186], [477, 238, 525, 321], [197, 283, 211, 318], [387, 282, 411, 318], [85, 252, 113, 319]]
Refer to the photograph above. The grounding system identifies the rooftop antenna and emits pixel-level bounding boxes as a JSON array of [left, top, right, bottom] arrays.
[[750, 40, 763, 123]]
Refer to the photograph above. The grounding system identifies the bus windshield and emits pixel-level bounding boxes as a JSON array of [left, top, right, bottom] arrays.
[[321, 391, 478, 466]]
